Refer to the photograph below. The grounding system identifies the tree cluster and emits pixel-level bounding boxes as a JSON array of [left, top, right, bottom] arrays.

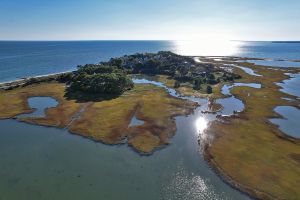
[[105, 51, 197, 76], [55, 52, 242, 96], [104, 51, 242, 94], [68, 65, 133, 95]]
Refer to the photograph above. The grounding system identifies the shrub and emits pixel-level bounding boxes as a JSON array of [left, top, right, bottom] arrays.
[[206, 85, 213, 94], [193, 79, 202, 90], [174, 80, 181, 88]]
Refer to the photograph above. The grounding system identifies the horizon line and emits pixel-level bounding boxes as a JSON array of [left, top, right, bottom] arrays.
[[0, 39, 300, 42]]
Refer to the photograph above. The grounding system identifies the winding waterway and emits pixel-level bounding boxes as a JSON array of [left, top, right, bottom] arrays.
[[0, 78, 254, 200], [0, 72, 291, 200]]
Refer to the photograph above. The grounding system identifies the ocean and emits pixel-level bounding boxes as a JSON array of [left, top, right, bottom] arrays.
[[1, 40, 300, 82]]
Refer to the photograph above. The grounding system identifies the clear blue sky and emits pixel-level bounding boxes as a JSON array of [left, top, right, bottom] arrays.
[[0, 0, 300, 41]]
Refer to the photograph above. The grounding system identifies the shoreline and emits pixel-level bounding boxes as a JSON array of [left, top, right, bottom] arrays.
[[0, 71, 73, 90], [203, 110, 300, 200], [0, 80, 199, 154], [2, 55, 300, 85], [205, 62, 300, 200], [0, 70, 73, 86], [0, 71, 271, 200], [203, 145, 275, 200], [1, 55, 300, 200]]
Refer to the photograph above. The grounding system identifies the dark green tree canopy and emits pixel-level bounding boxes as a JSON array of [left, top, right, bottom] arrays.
[[76, 64, 122, 75], [69, 65, 133, 95], [206, 85, 213, 94]]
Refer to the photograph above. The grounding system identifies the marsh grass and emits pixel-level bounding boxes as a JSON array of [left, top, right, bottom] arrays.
[[69, 84, 197, 153], [207, 62, 300, 200], [0, 82, 197, 153]]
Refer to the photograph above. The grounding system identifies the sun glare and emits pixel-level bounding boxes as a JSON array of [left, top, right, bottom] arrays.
[[195, 117, 208, 134], [173, 37, 241, 56]]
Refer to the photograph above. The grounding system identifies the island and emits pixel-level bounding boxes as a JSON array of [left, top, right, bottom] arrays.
[[0, 51, 299, 200], [0, 51, 239, 153]]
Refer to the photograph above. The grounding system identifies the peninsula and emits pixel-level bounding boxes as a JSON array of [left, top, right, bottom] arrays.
[[0, 51, 240, 153]]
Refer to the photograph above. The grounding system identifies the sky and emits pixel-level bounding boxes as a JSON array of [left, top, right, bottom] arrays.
[[0, 0, 300, 41]]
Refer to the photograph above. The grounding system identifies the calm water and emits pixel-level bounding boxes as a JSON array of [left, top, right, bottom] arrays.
[[0, 41, 300, 199], [235, 41, 300, 60], [234, 65, 262, 76], [0, 95, 250, 200], [245, 60, 300, 68], [270, 106, 300, 139], [220, 83, 261, 96], [0, 41, 175, 82], [17, 97, 58, 118], [1, 41, 300, 82], [277, 73, 300, 98]]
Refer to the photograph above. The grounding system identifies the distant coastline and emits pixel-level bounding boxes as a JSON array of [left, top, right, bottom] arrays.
[[271, 41, 300, 43], [0, 70, 73, 85], [1, 41, 300, 83]]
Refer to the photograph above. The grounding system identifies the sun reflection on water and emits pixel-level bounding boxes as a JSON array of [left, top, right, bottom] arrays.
[[163, 163, 220, 200], [195, 116, 211, 150], [196, 117, 208, 134], [173, 40, 242, 56]]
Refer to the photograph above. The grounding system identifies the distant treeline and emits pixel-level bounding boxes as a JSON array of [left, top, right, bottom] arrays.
[[103, 51, 241, 91], [2, 51, 242, 96]]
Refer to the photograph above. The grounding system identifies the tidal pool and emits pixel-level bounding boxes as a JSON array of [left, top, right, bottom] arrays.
[[215, 83, 262, 116], [216, 97, 244, 116], [132, 78, 178, 97], [270, 106, 300, 139], [133, 78, 250, 117], [277, 73, 300, 98], [234, 65, 262, 76], [244, 59, 300, 68], [17, 97, 58, 118], [128, 115, 144, 127], [220, 83, 261, 96]]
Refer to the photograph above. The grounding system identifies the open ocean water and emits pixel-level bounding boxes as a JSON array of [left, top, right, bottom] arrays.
[[1, 40, 300, 82]]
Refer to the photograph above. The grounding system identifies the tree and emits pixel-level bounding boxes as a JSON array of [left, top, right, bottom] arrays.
[[206, 85, 213, 94], [178, 66, 189, 77], [207, 79, 219, 85], [77, 64, 120, 75], [174, 80, 181, 88], [141, 59, 161, 74], [206, 73, 219, 84], [207, 73, 215, 80], [109, 58, 123, 68], [193, 78, 202, 90]]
